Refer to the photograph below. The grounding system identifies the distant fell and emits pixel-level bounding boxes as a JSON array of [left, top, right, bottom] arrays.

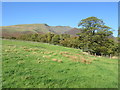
[[1, 24, 81, 38]]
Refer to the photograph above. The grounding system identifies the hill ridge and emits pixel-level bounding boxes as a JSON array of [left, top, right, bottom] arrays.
[[1, 23, 81, 38]]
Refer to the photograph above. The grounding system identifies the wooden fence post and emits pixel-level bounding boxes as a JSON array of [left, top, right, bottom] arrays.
[[95, 53, 96, 56], [110, 54, 112, 59]]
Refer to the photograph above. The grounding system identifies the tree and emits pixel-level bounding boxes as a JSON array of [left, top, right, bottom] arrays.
[[78, 16, 111, 35], [60, 38, 70, 47], [51, 35, 60, 45], [60, 34, 70, 40], [78, 16, 114, 55], [46, 33, 55, 43]]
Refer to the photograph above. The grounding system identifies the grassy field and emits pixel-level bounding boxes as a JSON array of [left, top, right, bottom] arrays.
[[2, 39, 118, 88]]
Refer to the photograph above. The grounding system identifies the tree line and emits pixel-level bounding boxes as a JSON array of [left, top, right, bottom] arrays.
[[4, 17, 119, 56]]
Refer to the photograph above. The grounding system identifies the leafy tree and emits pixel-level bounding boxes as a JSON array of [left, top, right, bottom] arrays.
[[68, 36, 81, 48], [60, 38, 70, 47], [46, 33, 55, 43], [78, 16, 115, 55], [60, 34, 70, 40], [51, 35, 60, 45], [78, 16, 111, 35]]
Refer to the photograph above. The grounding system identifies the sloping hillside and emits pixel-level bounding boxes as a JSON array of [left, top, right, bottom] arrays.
[[2, 39, 118, 88], [49, 26, 72, 34], [1, 24, 51, 38], [1, 24, 81, 38], [64, 28, 81, 36]]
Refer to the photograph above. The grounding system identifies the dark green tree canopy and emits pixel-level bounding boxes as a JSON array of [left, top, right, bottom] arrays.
[[78, 16, 112, 35], [77, 16, 116, 55]]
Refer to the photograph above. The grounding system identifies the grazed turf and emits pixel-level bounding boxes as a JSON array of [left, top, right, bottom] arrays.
[[2, 39, 118, 88]]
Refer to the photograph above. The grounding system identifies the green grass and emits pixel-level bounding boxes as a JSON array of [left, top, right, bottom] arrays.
[[2, 39, 118, 88]]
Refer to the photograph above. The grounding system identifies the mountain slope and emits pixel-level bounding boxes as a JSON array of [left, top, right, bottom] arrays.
[[49, 26, 72, 34], [1, 24, 51, 37], [1, 24, 80, 38], [64, 28, 81, 36]]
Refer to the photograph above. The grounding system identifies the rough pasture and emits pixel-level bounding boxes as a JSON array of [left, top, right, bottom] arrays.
[[2, 39, 118, 88]]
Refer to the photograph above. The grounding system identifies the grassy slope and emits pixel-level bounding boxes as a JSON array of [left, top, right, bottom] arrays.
[[2, 24, 50, 33], [2, 39, 118, 88], [1, 24, 72, 34], [49, 26, 72, 34]]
